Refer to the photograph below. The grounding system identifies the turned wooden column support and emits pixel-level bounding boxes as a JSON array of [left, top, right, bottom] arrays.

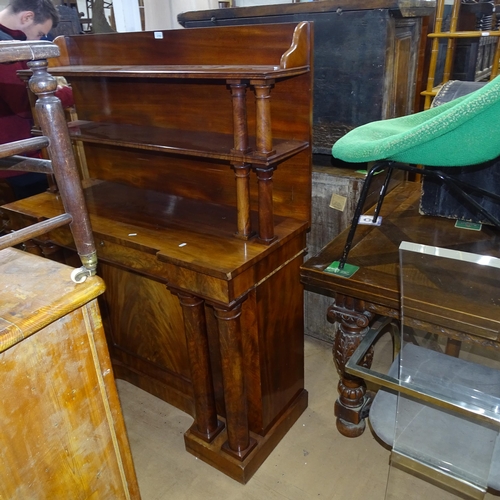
[[213, 301, 257, 460], [174, 289, 223, 443], [252, 80, 276, 157], [229, 82, 254, 240], [254, 166, 276, 244], [328, 294, 374, 437], [233, 163, 253, 239], [228, 81, 250, 154], [246, 80, 277, 243]]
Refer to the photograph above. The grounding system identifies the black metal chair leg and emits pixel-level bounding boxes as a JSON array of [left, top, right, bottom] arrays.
[[338, 161, 389, 269], [436, 172, 500, 229], [372, 163, 394, 221], [338, 160, 500, 271]]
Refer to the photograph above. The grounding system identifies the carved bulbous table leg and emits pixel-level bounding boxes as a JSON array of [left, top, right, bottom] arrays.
[[328, 294, 374, 437]]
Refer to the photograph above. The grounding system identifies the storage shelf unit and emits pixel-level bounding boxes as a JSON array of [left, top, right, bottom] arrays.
[[7, 22, 313, 483]]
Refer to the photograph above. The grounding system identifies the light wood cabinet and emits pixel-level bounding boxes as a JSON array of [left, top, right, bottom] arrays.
[[0, 248, 140, 499]]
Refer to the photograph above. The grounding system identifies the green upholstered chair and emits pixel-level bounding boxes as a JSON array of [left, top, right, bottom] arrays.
[[332, 77, 500, 269]]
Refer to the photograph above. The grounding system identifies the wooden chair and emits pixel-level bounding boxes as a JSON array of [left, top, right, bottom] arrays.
[[0, 40, 97, 282]]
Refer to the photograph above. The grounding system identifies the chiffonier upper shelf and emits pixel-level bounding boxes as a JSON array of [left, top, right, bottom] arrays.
[[47, 65, 309, 79], [41, 21, 313, 244]]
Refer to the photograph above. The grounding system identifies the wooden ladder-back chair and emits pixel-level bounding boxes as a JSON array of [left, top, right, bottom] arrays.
[[0, 40, 96, 282]]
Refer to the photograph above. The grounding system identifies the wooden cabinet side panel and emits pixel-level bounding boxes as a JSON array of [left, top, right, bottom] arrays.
[[83, 299, 141, 499], [0, 301, 139, 499], [247, 252, 306, 434], [382, 17, 421, 118]]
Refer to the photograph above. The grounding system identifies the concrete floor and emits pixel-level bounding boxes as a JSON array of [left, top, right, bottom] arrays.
[[117, 335, 497, 500]]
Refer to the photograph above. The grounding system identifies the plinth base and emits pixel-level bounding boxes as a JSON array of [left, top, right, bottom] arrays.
[[184, 389, 308, 483]]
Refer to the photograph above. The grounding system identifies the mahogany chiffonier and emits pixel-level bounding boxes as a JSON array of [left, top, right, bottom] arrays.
[[3, 22, 314, 483]]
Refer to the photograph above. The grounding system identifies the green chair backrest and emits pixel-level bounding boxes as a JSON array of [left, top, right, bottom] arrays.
[[332, 75, 500, 167]]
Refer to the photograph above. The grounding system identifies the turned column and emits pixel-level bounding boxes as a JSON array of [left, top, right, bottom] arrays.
[[251, 80, 275, 157], [328, 294, 374, 437], [174, 290, 223, 442], [254, 166, 276, 243], [228, 81, 253, 240], [214, 302, 256, 460], [233, 163, 253, 239], [252, 80, 277, 244]]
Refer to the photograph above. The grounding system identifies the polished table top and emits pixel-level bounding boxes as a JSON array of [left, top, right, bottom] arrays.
[[300, 181, 500, 343]]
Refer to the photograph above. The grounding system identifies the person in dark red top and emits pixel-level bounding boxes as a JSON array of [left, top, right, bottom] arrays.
[[0, 0, 73, 200]]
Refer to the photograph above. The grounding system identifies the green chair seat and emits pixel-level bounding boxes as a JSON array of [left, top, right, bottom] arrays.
[[332, 76, 500, 167]]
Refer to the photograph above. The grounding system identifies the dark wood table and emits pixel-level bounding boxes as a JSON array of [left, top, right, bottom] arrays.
[[300, 181, 500, 437]]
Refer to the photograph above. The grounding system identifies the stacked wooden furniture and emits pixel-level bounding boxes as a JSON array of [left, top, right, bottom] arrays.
[[178, 0, 434, 154], [422, 0, 500, 109], [0, 40, 139, 498], [3, 22, 313, 483]]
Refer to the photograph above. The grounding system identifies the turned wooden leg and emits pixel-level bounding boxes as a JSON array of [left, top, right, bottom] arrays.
[[328, 294, 374, 437], [214, 303, 257, 460], [445, 338, 462, 357], [175, 290, 223, 443], [28, 59, 97, 274]]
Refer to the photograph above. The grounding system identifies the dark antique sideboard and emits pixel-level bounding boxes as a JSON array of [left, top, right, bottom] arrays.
[[3, 22, 313, 484], [178, 0, 435, 155]]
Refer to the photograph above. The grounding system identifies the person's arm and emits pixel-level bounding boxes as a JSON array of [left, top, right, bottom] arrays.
[[54, 76, 74, 108]]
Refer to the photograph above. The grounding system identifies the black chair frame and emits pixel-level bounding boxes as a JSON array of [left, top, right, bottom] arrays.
[[338, 161, 500, 269]]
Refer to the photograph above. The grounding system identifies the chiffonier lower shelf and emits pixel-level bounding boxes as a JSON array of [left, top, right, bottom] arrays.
[[5, 179, 308, 298]]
